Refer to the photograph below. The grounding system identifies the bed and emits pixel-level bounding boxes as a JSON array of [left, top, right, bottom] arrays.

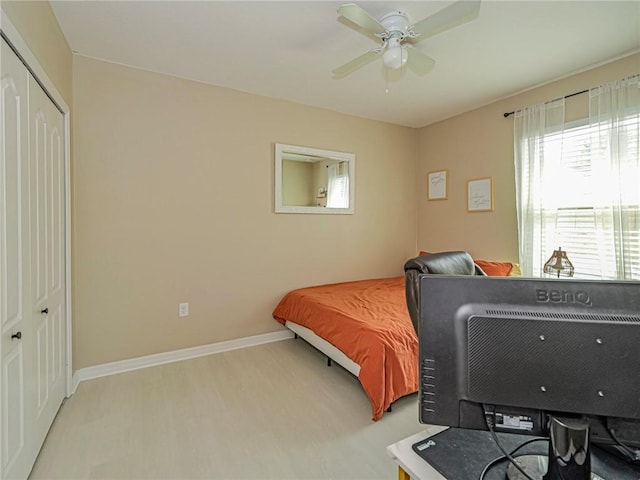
[[272, 252, 521, 421], [272, 276, 418, 421]]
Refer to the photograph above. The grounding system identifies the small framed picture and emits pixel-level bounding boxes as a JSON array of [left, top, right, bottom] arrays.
[[427, 170, 448, 201], [467, 177, 493, 212]]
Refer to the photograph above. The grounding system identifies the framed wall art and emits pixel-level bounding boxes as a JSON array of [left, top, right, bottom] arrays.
[[427, 170, 448, 201], [467, 177, 493, 212]]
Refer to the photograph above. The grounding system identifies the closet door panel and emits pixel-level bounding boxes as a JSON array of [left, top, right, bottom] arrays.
[[1, 74, 22, 329], [50, 303, 63, 384], [49, 123, 64, 298], [28, 74, 66, 454], [2, 346, 26, 472], [30, 98, 51, 422], [31, 110, 48, 308], [47, 103, 65, 389], [35, 319, 49, 413], [1, 38, 33, 480]]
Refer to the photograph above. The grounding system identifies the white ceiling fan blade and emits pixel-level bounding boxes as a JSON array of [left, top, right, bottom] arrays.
[[337, 3, 387, 36], [410, 0, 480, 40], [332, 50, 381, 78], [405, 46, 436, 76]]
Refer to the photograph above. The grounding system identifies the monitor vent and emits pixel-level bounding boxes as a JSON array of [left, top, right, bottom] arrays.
[[467, 315, 640, 419], [484, 309, 640, 323]]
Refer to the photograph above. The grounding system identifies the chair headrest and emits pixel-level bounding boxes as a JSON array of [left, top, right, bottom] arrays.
[[404, 251, 485, 276], [403, 251, 486, 335]]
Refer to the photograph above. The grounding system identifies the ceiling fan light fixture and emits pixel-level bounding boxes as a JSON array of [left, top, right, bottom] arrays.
[[382, 45, 407, 70], [334, 0, 481, 78]]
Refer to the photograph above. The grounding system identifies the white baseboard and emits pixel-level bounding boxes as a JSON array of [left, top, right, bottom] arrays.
[[70, 330, 294, 393]]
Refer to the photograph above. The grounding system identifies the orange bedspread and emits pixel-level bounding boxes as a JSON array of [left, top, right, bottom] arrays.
[[272, 276, 418, 420]]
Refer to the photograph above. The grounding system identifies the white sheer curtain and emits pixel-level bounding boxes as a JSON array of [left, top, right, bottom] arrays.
[[589, 76, 640, 279], [513, 75, 640, 279], [327, 162, 349, 208], [513, 99, 565, 276]]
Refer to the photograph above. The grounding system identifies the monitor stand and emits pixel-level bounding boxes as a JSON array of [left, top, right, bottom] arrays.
[[507, 416, 602, 480]]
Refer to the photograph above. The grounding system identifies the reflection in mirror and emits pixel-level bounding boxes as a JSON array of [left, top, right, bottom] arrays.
[[275, 144, 355, 214]]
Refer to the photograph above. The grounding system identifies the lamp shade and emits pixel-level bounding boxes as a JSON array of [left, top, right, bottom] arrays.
[[543, 247, 575, 278]]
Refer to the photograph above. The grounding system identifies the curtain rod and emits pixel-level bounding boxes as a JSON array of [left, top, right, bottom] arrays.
[[503, 89, 589, 118]]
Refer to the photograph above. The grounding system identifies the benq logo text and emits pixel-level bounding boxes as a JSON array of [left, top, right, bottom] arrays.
[[535, 289, 592, 306]]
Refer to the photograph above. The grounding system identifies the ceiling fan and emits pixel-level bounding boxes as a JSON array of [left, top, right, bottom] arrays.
[[333, 0, 481, 78]]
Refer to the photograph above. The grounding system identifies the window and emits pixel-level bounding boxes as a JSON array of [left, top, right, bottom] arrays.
[[533, 118, 639, 279], [514, 76, 640, 280]]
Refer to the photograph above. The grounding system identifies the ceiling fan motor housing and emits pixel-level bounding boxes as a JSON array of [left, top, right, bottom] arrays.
[[379, 11, 410, 36]]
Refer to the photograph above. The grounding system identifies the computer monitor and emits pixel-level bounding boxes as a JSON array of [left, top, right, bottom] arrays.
[[417, 275, 640, 479]]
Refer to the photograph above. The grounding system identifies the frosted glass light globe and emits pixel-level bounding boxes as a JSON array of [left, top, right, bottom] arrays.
[[382, 45, 408, 70]]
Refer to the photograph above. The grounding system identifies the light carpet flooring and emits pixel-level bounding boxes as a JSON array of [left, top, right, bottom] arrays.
[[30, 338, 423, 479]]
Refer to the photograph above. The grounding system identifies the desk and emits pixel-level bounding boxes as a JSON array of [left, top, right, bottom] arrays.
[[386, 426, 448, 480]]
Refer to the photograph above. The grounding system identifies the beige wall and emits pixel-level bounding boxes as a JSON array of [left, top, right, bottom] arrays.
[[72, 55, 418, 369], [1, 0, 72, 104], [416, 53, 640, 262]]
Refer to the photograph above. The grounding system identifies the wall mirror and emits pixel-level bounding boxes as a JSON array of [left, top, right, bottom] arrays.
[[275, 143, 355, 214]]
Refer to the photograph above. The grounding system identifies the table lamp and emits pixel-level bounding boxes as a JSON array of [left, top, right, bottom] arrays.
[[543, 247, 575, 278]]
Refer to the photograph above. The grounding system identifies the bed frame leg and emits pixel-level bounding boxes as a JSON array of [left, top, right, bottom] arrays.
[[327, 357, 332, 367], [294, 333, 298, 339], [387, 404, 393, 413]]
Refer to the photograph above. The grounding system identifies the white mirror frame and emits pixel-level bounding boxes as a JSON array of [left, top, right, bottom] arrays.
[[275, 143, 355, 214]]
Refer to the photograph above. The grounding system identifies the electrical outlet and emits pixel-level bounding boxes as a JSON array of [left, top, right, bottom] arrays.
[[179, 302, 189, 317]]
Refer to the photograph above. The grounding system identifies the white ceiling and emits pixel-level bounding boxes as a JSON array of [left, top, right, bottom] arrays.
[[50, 1, 640, 128]]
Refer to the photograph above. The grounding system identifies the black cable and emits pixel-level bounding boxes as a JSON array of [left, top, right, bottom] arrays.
[[478, 437, 548, 480], [483, 409, 537, 480], [605, 423, 640, 462]]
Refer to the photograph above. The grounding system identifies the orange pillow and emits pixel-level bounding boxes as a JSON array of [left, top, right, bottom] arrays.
[[419, 251, 430, 256], [474, 259, 513, 276]]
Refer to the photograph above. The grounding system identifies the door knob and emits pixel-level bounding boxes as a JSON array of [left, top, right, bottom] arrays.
[[11, 331, 22, 340], [41, 308, 48, 314]]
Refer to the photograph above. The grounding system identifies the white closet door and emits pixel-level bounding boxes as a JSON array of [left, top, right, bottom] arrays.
[[1, 37, 67, 480], [1, 38, 34, 480], [28, 65, 66, 457]]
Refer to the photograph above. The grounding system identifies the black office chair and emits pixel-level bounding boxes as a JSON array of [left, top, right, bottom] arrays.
[[404, 251, 486, 335]]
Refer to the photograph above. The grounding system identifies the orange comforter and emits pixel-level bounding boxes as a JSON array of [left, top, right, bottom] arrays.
[[272, 276, 418, 420]]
